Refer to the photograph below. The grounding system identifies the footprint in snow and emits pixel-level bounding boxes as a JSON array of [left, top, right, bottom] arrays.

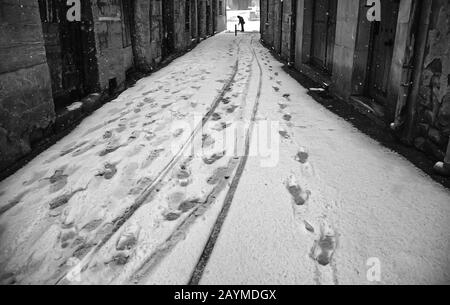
[[286, 175, 311, 206], [96, 163, 117, 180], [283, 114, 292, 122], [226, 105, 239, 114], [165, 212, 181, 221], [99, 143, 123, 157], [211, 113, 222, 121], [310, 224, 338, 266], [222, 97, 231, 104], [48, 169, 69, 193], [176, 167, 192, 187], [178, 198, 202, 213], [279, 103, 288, 110], [202, 134, 216, 148], [295, 148, 309, 164], [279, 130, 290, 140], [203, 151, 226, 165]]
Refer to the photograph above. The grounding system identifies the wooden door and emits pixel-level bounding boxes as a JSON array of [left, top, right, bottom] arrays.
[[310, 0, 337, 73], [162, 0, 175, 58], [367, 0, 399, 105], [206, 2, 211, 35], [38, 0, 86, 108], [290, 0, 298, 63]]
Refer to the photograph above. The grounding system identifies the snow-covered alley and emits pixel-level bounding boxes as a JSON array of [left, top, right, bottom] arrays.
[[0, 32, 449, 285]]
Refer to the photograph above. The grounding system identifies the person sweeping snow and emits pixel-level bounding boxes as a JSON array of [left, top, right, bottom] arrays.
[[237, 15, 245, 32]]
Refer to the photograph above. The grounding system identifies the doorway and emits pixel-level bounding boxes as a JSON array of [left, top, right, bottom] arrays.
[[38, 0, 89, 109], [206, 2, 211, 35], [310, 0, 337, 74], [212, 0, 217, 33], [366, 0, 399, 106], [162, 0, 175, 58], [289, 0, 298, 63]]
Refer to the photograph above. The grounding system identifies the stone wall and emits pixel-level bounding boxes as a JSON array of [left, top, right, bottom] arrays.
[[198, 0, 207, 38], [273, 0, 281, 54], [174, 0, 192, 51], [260, 0, 275, 46], [414, 0, 450, 160], [280, 0, 292, 61], [331, 0, 360, 100], [149, 0, 163, 64], [215, 0, 227, 32], [92, 0, 135, 90], [0, 0, 55, 171]]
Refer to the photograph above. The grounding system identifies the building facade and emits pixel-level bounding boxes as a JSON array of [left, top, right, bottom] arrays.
[[261, 0, 450, 163], [0, 0, 226, 173]]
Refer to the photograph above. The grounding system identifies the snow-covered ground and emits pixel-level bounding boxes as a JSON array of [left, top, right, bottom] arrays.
[[0, 33, 449, 285]]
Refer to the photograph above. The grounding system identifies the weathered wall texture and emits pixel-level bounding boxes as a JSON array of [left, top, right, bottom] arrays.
[[280, 0, 293, 61], [149, 0, 163, 64], [261, 0, 275, 46], [414, 0, 450, 160], [92, 0, 134, 90], [331, 0, 359, 100], [132, 0, 152, 71], [0, 0, 55, 171], [215, 0, 227, 32], [174, 0, 192, 51], [272, 0, 281, 54]]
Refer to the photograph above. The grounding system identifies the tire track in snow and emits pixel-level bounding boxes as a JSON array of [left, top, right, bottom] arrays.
[[128, 37, 258, 284], [56, 38, 244, 285], [189, 35, 264, 285]]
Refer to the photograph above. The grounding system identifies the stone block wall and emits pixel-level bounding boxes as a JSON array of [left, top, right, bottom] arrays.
[[280, 0, 292, 61], [331, 0, 360, 100], [0, 0, 55, 171], [215, 0, 227, 32], [414, 0, 450, 160], [260, 0, 275, 46], [91, 0, 134, 90], [273, 0, 281, 54]]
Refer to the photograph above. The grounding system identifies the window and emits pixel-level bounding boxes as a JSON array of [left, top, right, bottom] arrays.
[[185, 0, 191, 31], [122, 0, 133, 47], [219, 1, 223, 16]]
